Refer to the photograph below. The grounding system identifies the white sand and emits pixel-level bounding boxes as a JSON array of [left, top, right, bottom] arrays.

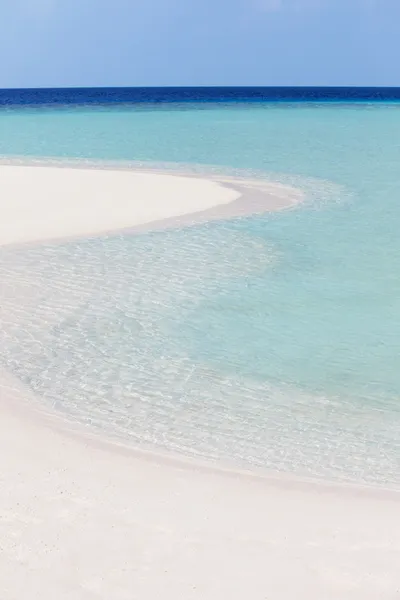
[[0, 165, 241, 245], [0, 164, 399, 598], [1, 378, 399, 600]]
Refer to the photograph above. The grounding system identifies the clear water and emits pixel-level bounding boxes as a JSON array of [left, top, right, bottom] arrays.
[[1, 101, 400, 487]]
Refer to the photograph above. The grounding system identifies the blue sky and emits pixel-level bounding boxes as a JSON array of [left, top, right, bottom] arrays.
[[0, 0, 399, 87]]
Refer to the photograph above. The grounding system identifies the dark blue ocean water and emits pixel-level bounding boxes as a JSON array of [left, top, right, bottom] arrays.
[[1, 86, 400, 107]]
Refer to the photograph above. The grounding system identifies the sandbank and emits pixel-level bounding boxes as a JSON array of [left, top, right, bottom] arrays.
[[0, 163, 301, 246]]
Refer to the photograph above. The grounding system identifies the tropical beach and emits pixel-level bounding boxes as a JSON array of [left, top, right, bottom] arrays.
[[2, 0, 400, 593], [0, 156, 400, 598]]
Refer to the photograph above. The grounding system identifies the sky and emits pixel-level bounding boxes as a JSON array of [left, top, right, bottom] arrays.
[[0, 0, 399, 88]]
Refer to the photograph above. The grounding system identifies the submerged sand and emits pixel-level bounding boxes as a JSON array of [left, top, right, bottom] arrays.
[[0, 164, 399, 599]]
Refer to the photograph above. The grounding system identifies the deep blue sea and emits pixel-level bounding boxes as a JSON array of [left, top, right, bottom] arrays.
[[1, 87, 400, 487]]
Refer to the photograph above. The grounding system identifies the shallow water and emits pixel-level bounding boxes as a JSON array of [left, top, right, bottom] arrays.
[[1, 98, 400, 486]]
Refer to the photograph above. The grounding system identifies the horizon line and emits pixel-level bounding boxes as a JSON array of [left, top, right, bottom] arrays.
[[1, 85, 400, 91]]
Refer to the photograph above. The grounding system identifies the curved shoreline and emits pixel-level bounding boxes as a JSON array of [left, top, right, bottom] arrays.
[[1, 365, 400, 600], [0, 161, 303, 248], [1, 366, 399, 500], [1, 160, 399, 598]]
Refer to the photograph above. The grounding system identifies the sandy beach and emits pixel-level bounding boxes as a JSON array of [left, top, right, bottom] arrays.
[[0, 164, 399, 599], [0, 165, 239, 246], [0, 164, 301, 246]]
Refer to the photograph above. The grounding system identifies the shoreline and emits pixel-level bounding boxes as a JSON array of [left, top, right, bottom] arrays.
[[1, 159, 399, 598], [1, 367, 399, 501], [0, 160, 303, 248], [1, 367, 400, 599]]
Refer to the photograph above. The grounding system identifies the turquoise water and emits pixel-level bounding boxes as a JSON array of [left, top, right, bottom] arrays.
[[1, 102, 400, 486]]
